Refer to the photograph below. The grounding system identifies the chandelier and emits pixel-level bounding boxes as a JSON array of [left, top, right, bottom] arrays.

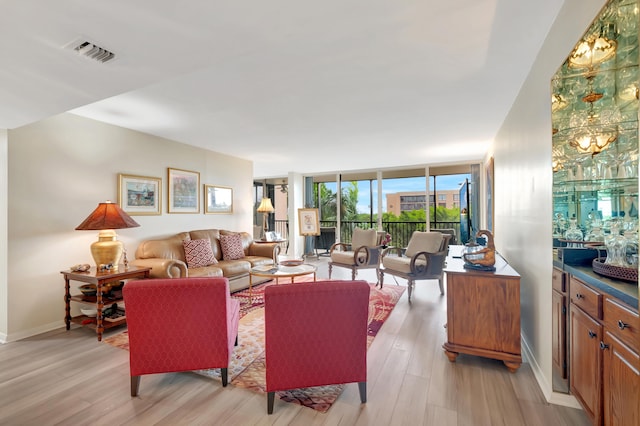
[[568, 29, 617, 73], [568, 93, 620, 155]]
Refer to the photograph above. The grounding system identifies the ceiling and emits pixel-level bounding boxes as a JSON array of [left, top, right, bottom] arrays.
[[1, 0, 564, 178]]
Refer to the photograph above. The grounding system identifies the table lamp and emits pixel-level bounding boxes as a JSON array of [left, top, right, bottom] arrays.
[[75, 201, 140, 270], [256, 197, 275, 236]]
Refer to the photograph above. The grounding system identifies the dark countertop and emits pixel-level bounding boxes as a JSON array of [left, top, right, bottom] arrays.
[[553, 251, 638, 309]]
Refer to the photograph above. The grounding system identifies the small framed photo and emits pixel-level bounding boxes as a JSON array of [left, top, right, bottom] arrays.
[[298, 208, 320, 236], [117, 174, 161, 215], [204, 185, 233, 214], [168, 168, 200, 213], [265, 231, 282, 242]]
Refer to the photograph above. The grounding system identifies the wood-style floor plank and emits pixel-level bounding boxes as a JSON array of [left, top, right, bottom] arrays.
[[0, 257, 590, 425]]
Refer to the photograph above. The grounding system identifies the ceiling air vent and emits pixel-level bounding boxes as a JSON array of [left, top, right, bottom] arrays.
[[70, 40, 115, 63]]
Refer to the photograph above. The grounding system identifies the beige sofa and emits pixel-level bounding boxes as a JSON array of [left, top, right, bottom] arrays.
[[130, 229, 280, 292]]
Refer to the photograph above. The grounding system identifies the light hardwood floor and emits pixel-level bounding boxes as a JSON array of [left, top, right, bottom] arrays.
[[0, 256, 589, 425]]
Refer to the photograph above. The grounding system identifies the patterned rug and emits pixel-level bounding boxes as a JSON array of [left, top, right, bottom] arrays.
[[104, 279, 405, 413]]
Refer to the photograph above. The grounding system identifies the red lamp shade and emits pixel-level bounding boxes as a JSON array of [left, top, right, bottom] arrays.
[[75, 202, 140, 231], [76, 202, 140, 270]]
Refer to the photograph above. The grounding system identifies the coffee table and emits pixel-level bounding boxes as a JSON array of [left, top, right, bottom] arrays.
[[248, 263, 317, 301]]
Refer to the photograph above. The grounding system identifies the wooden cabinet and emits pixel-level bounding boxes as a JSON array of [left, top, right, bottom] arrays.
[[443, 254, 521, 372], [552, 267, 568, 378], [568, 275, 639, 425], [601, 297, 640, 426], [570, 302, 603, 424]]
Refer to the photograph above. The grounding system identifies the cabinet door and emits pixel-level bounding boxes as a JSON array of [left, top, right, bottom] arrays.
[[602, 331, 640, 426], [570, 304, 602, 424], [552, 289, 567, 378]]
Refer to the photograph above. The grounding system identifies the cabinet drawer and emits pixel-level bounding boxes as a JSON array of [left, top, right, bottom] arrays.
[[603, 297, 639, 353], [552, 267, 566, 293], [570, 277, 602, 319]]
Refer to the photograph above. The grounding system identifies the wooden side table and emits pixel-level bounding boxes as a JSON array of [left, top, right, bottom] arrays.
[[442, 252, 522, 372], [61, 265, 151, 341]]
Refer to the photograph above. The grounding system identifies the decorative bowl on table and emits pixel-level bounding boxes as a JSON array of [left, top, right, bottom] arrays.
[[280, 259, 304, 267], [80, 307, 97, 317], [79, 284, 97, 296]]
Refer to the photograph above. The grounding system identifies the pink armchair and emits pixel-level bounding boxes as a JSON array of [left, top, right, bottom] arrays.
[[265, 280, 370, 414], [123, 277, 240, 396]]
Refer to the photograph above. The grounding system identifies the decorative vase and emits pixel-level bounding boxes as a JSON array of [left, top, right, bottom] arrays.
[[605, 221, 627, 267], [564, 218, 583, 247]]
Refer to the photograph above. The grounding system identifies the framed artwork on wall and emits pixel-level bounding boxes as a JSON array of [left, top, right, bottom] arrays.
[[117, 174, 162, 215], [204, 184, 233, 214], [168, 167, 200, 213], [298, 208, 320, 236]]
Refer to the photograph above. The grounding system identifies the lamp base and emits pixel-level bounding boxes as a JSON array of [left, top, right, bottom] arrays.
[[90, 230, 124, 271]]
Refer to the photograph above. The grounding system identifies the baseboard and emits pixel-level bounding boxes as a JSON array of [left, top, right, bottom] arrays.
[[2, 320, 64, 343], [521, 332, 582, 410]]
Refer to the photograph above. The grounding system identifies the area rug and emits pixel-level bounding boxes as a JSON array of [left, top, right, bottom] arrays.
[[104, 280, 405, 413]]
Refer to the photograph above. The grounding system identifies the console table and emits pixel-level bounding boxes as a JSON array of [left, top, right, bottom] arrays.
[[442, 250, 522, 372], [61, 265, 151, 341]]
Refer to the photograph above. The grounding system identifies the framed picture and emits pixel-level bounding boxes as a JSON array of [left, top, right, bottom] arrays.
[[204, 184, 233, 214], [168, 168, 200, 213], [117, 174, 161, 215], [265, 231, 282, 242], [486, 157, 494, 233], [298, 208, 320, 236]]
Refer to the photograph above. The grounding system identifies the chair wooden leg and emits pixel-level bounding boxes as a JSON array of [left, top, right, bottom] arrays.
[[328, 263, 333, 279], [221, 368, 228, 387], [351, 268, 357, 280], [131, 376, 140, 397], [358, 381, 367, 403], [407, 279, 413, 302], [267, 391, 275, 414], [438, 277, 445, 295], [378, 270, 384, 288]]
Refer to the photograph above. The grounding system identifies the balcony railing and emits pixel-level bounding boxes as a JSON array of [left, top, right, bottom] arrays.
[[273, 219, 460, 249]]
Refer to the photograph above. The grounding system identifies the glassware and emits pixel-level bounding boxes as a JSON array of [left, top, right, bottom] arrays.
[[564, 218, 584, 247], [605, 220, 627, 266]]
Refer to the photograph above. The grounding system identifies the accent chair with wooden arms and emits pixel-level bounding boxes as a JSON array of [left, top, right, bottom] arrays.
[[264, 280, 370, 414], [328, 227, 379, 280], [378, 231, 451, 301], [123, 277, 240, 396]]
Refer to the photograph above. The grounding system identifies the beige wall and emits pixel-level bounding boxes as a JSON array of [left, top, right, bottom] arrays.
[[0, 129, 7, 338], [3, 113, 253, 342], [493, 0, 606, 404]]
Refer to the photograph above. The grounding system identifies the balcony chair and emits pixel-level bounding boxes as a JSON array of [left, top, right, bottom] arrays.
[[265, 280, 370, 414], [328, 227, 379, 280], [378, 231, 451, 301], [123, 277, 240, 396]]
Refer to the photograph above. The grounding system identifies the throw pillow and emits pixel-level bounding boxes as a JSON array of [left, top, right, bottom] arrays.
[[183, 239, 217, 268], [220, 233, 245, 260]]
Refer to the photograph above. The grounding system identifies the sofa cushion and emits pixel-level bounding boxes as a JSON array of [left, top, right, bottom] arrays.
[[382, 256, 426, 274], [351, 228, 377, 249], [220, 233, 245, 260], [183, 239, 217, 268], [135, 232, 190, 261], [243, 255, 274, 267], [405, 232, 443, 258], [331, 250, 365, 265], [187, 265, 224, 278], [189, 229, 222, 260], [215, 260, 251, 277]]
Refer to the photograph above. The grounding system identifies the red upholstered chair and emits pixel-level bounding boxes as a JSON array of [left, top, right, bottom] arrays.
[[265, 280, 370, 414], [123, 277, 240, 396]]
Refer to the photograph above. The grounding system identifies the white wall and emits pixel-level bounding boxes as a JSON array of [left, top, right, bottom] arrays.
[[493, 0, 606, 403], [0, 129, 7, 342], [5, 113, 253, 342]]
